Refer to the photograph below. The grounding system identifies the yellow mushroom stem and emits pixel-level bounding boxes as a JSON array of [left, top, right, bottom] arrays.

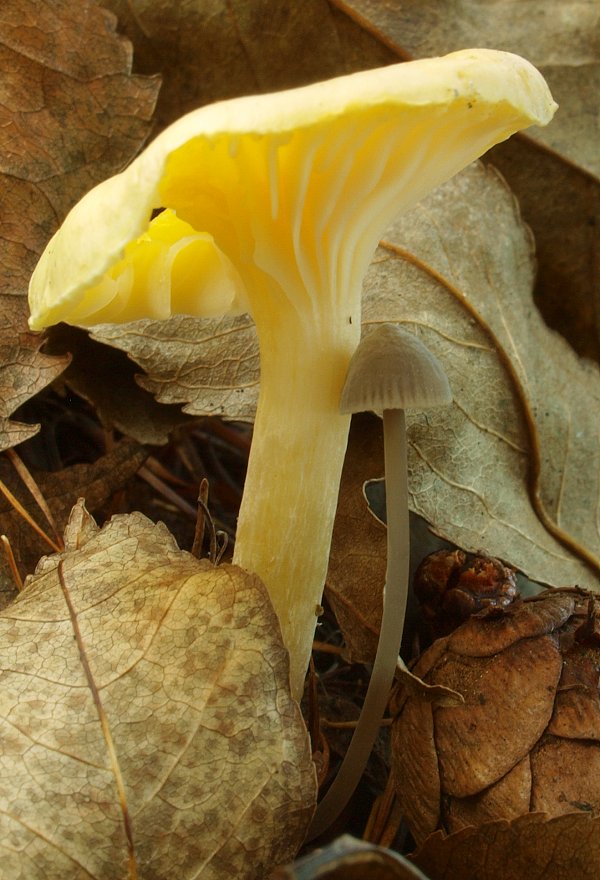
[[232, 310, 359, 696]]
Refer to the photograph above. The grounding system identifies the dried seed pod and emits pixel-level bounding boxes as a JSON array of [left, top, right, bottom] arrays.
[[414, 550, 518, 638], [392, 588, 600, 844]]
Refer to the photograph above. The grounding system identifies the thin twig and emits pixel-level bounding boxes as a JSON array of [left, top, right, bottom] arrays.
[[1, 535, 23, 591], [137, 465, 197, 519], [0, 478, 62, 553], [6, 449, 63, 548]]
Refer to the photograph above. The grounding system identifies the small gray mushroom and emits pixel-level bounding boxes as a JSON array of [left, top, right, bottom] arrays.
[[310, 323, 451, 837]]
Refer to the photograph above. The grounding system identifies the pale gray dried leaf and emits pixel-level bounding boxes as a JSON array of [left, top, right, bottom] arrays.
[[334, 0, 600, 176], [0, 501, 315, 878], [91, 313, 260, 421], [363, 161, 600, 590]]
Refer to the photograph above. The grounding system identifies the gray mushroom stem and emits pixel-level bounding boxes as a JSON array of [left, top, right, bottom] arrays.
[[308, 407, 409, 838]]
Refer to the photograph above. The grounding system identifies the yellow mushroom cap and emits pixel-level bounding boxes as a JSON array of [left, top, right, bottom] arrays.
[[28, 48, 556, 331]]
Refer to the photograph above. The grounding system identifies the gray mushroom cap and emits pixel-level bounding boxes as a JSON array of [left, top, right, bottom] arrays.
[[340, 323, 452, 414]]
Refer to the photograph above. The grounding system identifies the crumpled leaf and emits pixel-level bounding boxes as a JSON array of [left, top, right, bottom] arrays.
[[0, 0, 159, 448], [332, 0, 600, 361], [325, 413, 386, 662], [411, 812, 600, 880], [100, 0, 395, 130], [0, 500, 316, 879], [271, 834, 430, 879]]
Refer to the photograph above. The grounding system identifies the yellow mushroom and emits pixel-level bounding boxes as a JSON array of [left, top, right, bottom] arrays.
[[28, 50, 556, 698]]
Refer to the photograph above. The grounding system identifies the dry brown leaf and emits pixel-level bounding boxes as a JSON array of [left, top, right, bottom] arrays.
[[100, 0, 395, 130], [431, 635, 562, 797], [0, 0, 159, 448], [411, 812, 600, 880], [393, 590, 600, 849], [0, 500, 315, 878]]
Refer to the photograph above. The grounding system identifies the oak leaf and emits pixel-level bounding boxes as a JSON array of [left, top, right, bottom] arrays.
[[0, 501, 316, 878]]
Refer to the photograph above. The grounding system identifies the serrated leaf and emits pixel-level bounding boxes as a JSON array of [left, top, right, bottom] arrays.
[[0, 0, 159, 448]]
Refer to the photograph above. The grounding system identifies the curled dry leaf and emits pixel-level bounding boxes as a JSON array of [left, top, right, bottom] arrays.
[[91, 314, 260, 423], [0, 501, 316, 879], [411, 812, 600, 880], [0, 0, 159, 448], [271, 833, 430, 879]]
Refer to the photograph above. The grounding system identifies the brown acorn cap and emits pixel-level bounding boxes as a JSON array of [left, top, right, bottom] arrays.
[[340, 323, 452, 413]]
